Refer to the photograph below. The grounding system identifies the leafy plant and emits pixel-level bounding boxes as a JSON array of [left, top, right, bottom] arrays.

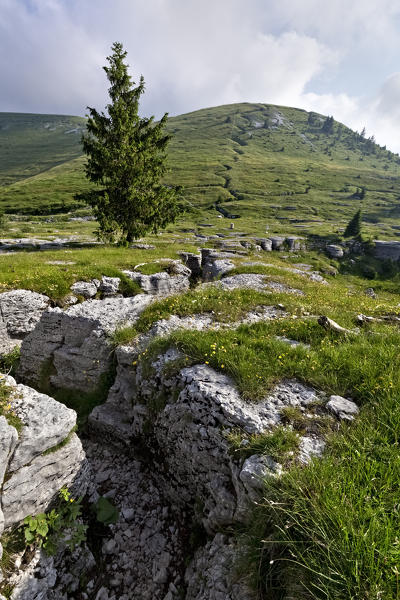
[[93, 496, 119, 526], [22, 487, 87, 556]]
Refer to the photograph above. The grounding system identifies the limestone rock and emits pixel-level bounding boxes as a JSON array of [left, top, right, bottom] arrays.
[[2, 433, 87, 529], [326, 244, 344, 259], [256, 238, 273, 251], [18, 295, 153, 393], [326, 395, 359, 420], [99, 276, 120, 296], [5, 376, 76, 473], [203, 258, 235, 281], [270, 236, 285, 250], [179, 252, 202, 277], [364, 287, 376, 298], [0, 415, 18, 485], [239, 454, 282, 500], [122, 271, 190, 296], [374, 240, 400, 261], [201, 248, 235, 281], [286, 236, 305, 251], [70, 281, 98, 299], [210, 273, 304, 295], [184, 533, 255, 600], [0, 290, 50, 355]]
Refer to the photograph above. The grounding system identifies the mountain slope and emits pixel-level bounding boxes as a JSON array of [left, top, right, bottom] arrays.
[[0, 112, 85, 187], [1, 103, 399, 238]]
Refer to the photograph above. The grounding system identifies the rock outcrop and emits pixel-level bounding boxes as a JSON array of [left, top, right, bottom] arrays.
[[17, 295, 153, 393], [0, 290, 50, 356], [373, 240, 400, 261], [0, 375, 87, 532]]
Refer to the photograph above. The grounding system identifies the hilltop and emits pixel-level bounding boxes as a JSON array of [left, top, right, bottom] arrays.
[[0, 103, 400, 240]]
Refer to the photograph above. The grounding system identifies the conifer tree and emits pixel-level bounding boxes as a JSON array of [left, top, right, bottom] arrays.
[[76, 42, 181, 243], [344, 209, 362, 238]]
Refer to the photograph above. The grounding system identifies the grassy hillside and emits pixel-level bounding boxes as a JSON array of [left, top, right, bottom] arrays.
[[1, 103, 400, 239], [0, 112, 85, 187]]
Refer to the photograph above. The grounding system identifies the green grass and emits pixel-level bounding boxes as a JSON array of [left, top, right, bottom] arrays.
[[2, 103, 400, 242], [0, 243, 197, 301], [0, 113, 85, 187], [0, 378, 22, 433], [228, 426, 300, 463]]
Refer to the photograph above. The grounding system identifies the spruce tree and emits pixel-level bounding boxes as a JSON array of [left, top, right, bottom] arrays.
[[344, 209, 362, 238], [76, 42, 181, 243]]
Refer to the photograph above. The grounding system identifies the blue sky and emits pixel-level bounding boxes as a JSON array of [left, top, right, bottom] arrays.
[[2, 0, 400, 151]]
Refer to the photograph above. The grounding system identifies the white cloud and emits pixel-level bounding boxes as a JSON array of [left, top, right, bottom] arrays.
[[0, 0, 400, 150]]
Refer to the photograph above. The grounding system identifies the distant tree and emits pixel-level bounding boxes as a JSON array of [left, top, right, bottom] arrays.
[[322, 116, 334, 135], [360, 126, 366, 138], [76, 42, 181, 243], [344, 209, 362, 238]]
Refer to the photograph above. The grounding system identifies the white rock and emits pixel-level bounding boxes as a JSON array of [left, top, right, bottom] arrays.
[[70, 281, 98, 298], [0, 289, 50, 355], [326, 395, 359, 421]]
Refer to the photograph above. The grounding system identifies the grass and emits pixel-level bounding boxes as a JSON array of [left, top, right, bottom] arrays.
[[144, 315, 400, 599], [109, 255, 400, 599], [0, 378, 22, 433], [0, 243, 197, 301], [228, 426, 300, 463], [2, 103, 400, 242]]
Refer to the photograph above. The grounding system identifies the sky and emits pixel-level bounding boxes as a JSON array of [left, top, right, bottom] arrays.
[[1, 0, 400, 150]]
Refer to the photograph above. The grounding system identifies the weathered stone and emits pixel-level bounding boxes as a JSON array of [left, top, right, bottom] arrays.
[[326, 395, 359, 421], [298, 436, 326, 463], [2, 433, 87, 529], [239, 454, 282, 499], [286, 236, 305, 251], [99, 276, 120, 296], [364, 287, 376, 298], [256, 238, 272, 251], [122, 271, 190, 296], [0, 415, 18, 486], [185, 533, 255, 600], [203, 258, 235, 281], [18, 295, 153, 393], [326, 244, 344, 259], [179, 252, 202, 277], [270, 236, 285, 250], [210, 273, 304, 295], [0, 290, 50, 355], [4, 376, 76, 473], [70, 281, 98, 299], [374, 240, 400, 261]]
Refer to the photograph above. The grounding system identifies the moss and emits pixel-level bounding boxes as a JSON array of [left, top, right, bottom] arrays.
[[42, 426, 77, 455], [0, 380, 23, 433]]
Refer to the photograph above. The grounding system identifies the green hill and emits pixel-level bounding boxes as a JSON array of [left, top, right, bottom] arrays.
[[0, 112, 85, 186], [1, 103, 400, 239]]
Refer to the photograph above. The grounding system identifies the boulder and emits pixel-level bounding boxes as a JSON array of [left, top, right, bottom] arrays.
[[70, 281, 97, 299], [270, 236, 285, 250], [17, 295, 153, 394], [99, 276, 120, 296], [326, 244, 344, 259], [122, 271, 190, 296], [202, 258, 235, 281], [0, 290, 50, 356], [0, 377, 87, 531], [374, 240, 400, 261], [286, 236, 305, 251], [179, 252, 202, 278], [256, 238, 273, 251], [4, 376, 77, 472], [326, 395, 359, 421], [210, 273, 304, 295], [2, 433, 87, 529]]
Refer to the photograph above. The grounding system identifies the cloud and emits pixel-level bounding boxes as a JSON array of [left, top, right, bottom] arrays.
[[0, 0, 400, 151]]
